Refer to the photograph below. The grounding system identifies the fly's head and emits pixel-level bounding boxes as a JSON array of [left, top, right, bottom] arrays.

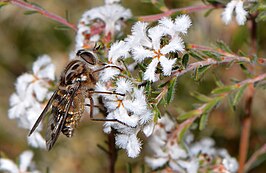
[[60, 50, 98, 87]]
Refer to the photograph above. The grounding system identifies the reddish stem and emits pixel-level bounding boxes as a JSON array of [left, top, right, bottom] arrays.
[[6, 0, 77, 31], [238, 84, 254, 173], [138, 4, 214, 22], [108, 131, 117, 173]]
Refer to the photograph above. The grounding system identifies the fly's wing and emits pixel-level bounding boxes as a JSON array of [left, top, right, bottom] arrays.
[[45, 87, 77, 150], [28, 90, 58, 136]]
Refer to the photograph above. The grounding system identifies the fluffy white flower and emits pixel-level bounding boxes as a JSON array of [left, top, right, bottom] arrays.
[[221, 0, 248, 25], [76, 4, 132, 50], [27, 132, 46, 149], [0, 150, 39, 173], [108, 41, 130, 63], [8, 55, 55, 148], [129, 17, 188, 81], [97, 77, 153, 158], [145, 115, 239, 172], [235, 0, 248, 25], [159, 15, 192, 37], [222, 156, 239, 172], [105, 0, 120, 4]]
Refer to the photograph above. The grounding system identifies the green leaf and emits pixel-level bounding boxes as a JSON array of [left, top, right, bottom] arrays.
[[199, 113, 209, 130], [204, 8, 214, 17], [178, 121, 193, 142], [202, 98, 221, 113], [0, 2, 8, 9], [24, 10, 39, 15], [216, 40, 233, 53], [202, 51, 221, 61], [182, 54, 189, 68], [178, 110, 201, 121], [153, 105, 161, 120], [166, 78, 177, 104], [212, 85, 237, 94], [190, 92, 212, 102], [197, 65, 211, 79], [127, 163, 132, 173], [29, 2, 44, 9], [247, 153, 266, 172], [194, 66, 199, 81], [54, 25, 71, 30], [189, 50, 205, 61], [232, 84, 247, 110]]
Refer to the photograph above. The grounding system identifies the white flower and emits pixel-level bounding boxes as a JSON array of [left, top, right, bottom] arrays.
[[116, 133, 142, 158], [129, 17, 188, 82], [177, 159, 199, 173], [108, 41, 130, 64], [145, 115, 239, 172], [27, 132, 46, 149], [159, 15, 192, 37], [8, 55, 55, 148], [222, 157, 239, 173], [97, 77, 153, 158], [221, 0, 248, 25], [235, 0, 248, 25], [0, 150, 39, 173], [105, 0, 120, 4], [76, 4, 132, 50]]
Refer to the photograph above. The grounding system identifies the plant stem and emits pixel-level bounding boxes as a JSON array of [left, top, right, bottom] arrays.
[[6, 0, 77, 31], [108, 131, 117, 173], [138, 4, 214, 22], [238, 84, 254, 173], [249, 13, 258, 55]]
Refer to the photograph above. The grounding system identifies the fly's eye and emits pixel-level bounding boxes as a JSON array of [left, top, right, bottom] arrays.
[[76, 50, 96, 65]]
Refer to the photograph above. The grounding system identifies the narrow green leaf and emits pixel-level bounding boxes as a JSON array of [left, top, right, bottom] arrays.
[[194, 66, 199, 81], [189, 50, 205, 61], [247, 153, 266, 172], [182, 54, 189, 68], [29, 2, 44, 9], [178, 110, 201, 121], [153, 105, 161, 120], [166, 78, 177, 104], [202, 98, 220, 113], [54, 25, 71, 30], [212, 85, 237, 94], [190, 92, 212, 102], [24, 10, 39, 15], [197, 65, 211, 79], [127, 163, 132, 173], [239, 64, 252, 77], [216, 40, 233, 53], [0, 2, 8, 9], [141, 164, 145, 173], [199, 113, 209, 130], [232, 84, 247, 110], [204, 8, 214, 17], [178, 122, 193, 142], [202, 51, 221, 61]]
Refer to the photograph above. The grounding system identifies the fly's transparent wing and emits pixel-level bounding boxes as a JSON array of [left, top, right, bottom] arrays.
[[28, 90, 58, 136]]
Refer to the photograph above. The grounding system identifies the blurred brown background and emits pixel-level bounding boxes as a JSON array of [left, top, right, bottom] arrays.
[[0, 0, 265, 172]]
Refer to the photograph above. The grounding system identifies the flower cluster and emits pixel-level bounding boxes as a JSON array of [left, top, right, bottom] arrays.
[[145, 115, 238, 173], [8, 55, 55, 149], [108, 15, 191, 82], [96, 77, 154, 158], [221, 0, 249, 25], [0, 150, 39, 173], [75, 2, 132, 50]]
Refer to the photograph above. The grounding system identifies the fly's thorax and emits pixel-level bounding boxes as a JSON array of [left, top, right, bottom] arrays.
[[60, 60, 89, 85]]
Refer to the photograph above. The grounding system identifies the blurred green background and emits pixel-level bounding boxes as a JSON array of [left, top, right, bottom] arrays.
[[0, 0, 266, 172]]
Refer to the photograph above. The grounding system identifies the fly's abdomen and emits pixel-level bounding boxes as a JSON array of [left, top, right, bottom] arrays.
[[62, 112, 82, 137]]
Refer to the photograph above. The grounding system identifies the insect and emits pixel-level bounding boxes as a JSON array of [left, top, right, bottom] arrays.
[[29, 49, 124, 150]]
